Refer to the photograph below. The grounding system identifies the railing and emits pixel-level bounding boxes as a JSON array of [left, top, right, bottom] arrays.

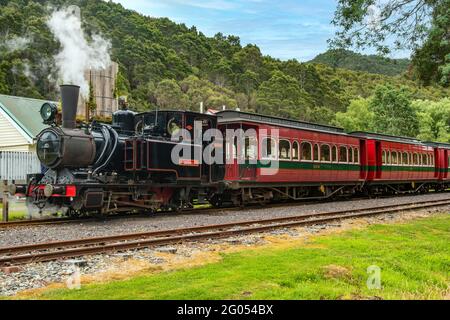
[[0, 151, 41, 181]]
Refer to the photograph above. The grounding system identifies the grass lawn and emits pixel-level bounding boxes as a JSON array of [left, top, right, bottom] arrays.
[[0, 203, 27, 221], [22, 214, 450, 300]]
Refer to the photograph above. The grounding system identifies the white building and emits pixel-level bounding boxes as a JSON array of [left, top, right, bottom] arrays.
[[0, 94, 49, 151]]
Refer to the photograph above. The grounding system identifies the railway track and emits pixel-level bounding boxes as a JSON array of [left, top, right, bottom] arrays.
[[0, 217, 79, 228], [1, 198, 449, 266], [2, 192, 445, 229], [0, 207, 216, 229]]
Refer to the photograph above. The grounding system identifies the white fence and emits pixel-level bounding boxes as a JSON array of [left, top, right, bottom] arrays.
[[0, 151, 41, 181]]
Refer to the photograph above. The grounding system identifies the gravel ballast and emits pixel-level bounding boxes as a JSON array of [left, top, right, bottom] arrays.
[[1, 192, 450, 247], [0, 193, 449, 296]]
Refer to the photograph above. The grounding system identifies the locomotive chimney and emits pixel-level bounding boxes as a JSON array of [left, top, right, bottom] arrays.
[[60, 84, 80, 129]]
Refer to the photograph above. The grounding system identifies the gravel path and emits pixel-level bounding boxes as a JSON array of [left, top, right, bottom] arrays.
[[1, 192, 450, 247]]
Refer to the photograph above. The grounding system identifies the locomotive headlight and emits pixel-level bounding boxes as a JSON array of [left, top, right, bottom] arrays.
[[36, 129, 61, 168], [40, 102, 58, 124]]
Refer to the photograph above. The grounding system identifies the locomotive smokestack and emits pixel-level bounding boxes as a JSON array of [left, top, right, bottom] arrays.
[[60, 84, 80, 129]]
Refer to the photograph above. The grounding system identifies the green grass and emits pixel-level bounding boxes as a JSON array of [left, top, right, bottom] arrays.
[[23, 215, 450, 300], [0, 203, 27, 221]]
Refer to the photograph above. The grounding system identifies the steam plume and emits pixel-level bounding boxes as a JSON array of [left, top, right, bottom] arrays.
[[46, 6, 111, 98]]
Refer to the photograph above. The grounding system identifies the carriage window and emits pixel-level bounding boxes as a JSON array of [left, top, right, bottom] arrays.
[[421, 154, 427, 166], [402, 152, 409, 165], [349, 148, 354, 163], [392, 151, 398, 164], [300, 142, 312, 161], [332, 146, 338, 162], [386, 151, 391, 164], [313, 144, 319, 161], [320, 145, 331, 162], [382, 151, 386, 164], [292, 141, 299, 161], [262, 138, 277, 159], [413, 153, 419, 165], [431, 154, 434, 165], [244, 136, 257, 160], [354, 148, 359, 163], [279, 140, 291, 160], [339, 146, 348, 162]]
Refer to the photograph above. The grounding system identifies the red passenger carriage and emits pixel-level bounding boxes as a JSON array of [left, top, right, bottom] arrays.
[[216, 111, 364, 205], [351, 132, 436, 193]]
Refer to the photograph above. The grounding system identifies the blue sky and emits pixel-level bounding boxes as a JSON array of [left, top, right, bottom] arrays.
[[109, 0, 410, 61]]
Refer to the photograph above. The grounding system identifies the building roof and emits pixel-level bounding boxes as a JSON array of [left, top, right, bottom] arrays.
[[0, 94, 50, 142]]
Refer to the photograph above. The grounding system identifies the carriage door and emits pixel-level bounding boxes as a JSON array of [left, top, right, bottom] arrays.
[[444, 149, 449, 179], [375, 141, 382, 179], [240, 134, 258, 180], [359, 139, 367, 180], [434, 148, 440, 178], [223, 125, 239, 181]]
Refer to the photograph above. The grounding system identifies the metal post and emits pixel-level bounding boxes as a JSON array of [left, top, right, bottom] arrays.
[[2, 180, 8, 222]]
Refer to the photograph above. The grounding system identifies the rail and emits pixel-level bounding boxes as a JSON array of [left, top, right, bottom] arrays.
[[1, 198, 449, 266]]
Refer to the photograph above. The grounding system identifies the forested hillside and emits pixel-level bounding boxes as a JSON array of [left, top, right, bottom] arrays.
[[309, 49, 410, 76], [0, 0, 448, 128]]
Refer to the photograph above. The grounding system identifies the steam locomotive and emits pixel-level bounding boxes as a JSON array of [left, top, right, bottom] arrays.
[[10, 85, 224, 216], [8, 85, 450, 216]]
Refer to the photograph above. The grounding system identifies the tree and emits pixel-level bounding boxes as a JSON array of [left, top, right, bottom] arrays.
[[86, 78, 97, 113], [412, 4, 450, 86], [256, 71, 314, 120], [369, 85, 419, 137], [232, 44, 263, 74], [208, 58, 233, 87], [414, 98, 450, 142], [334, 97, 374, 132], [310, 49, 410, 76], [0, 0, 448, 125], [238, 70, 258, 95], [330, 0, 449, 86], [154, 79, 188, 109]]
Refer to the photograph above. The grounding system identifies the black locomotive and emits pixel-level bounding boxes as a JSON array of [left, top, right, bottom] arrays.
[[13, 85, 224, 216]]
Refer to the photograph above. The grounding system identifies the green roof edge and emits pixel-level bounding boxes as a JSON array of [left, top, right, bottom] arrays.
[[0, 99, 34, 141]]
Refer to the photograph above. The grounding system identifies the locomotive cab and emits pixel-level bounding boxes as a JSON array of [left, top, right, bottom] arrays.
[[130, 110, 224, 184]]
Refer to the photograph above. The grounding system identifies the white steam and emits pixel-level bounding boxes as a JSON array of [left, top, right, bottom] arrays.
[[46, 7, 111, 97]]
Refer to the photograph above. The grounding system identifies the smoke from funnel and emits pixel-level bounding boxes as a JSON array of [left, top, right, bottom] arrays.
[[60, 85, 80, 129], [46, 6, 111, 98]]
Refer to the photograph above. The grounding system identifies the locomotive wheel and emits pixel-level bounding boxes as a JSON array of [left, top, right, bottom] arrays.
[[67, 209, 83, 218], [209, 195, 223, 208]]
